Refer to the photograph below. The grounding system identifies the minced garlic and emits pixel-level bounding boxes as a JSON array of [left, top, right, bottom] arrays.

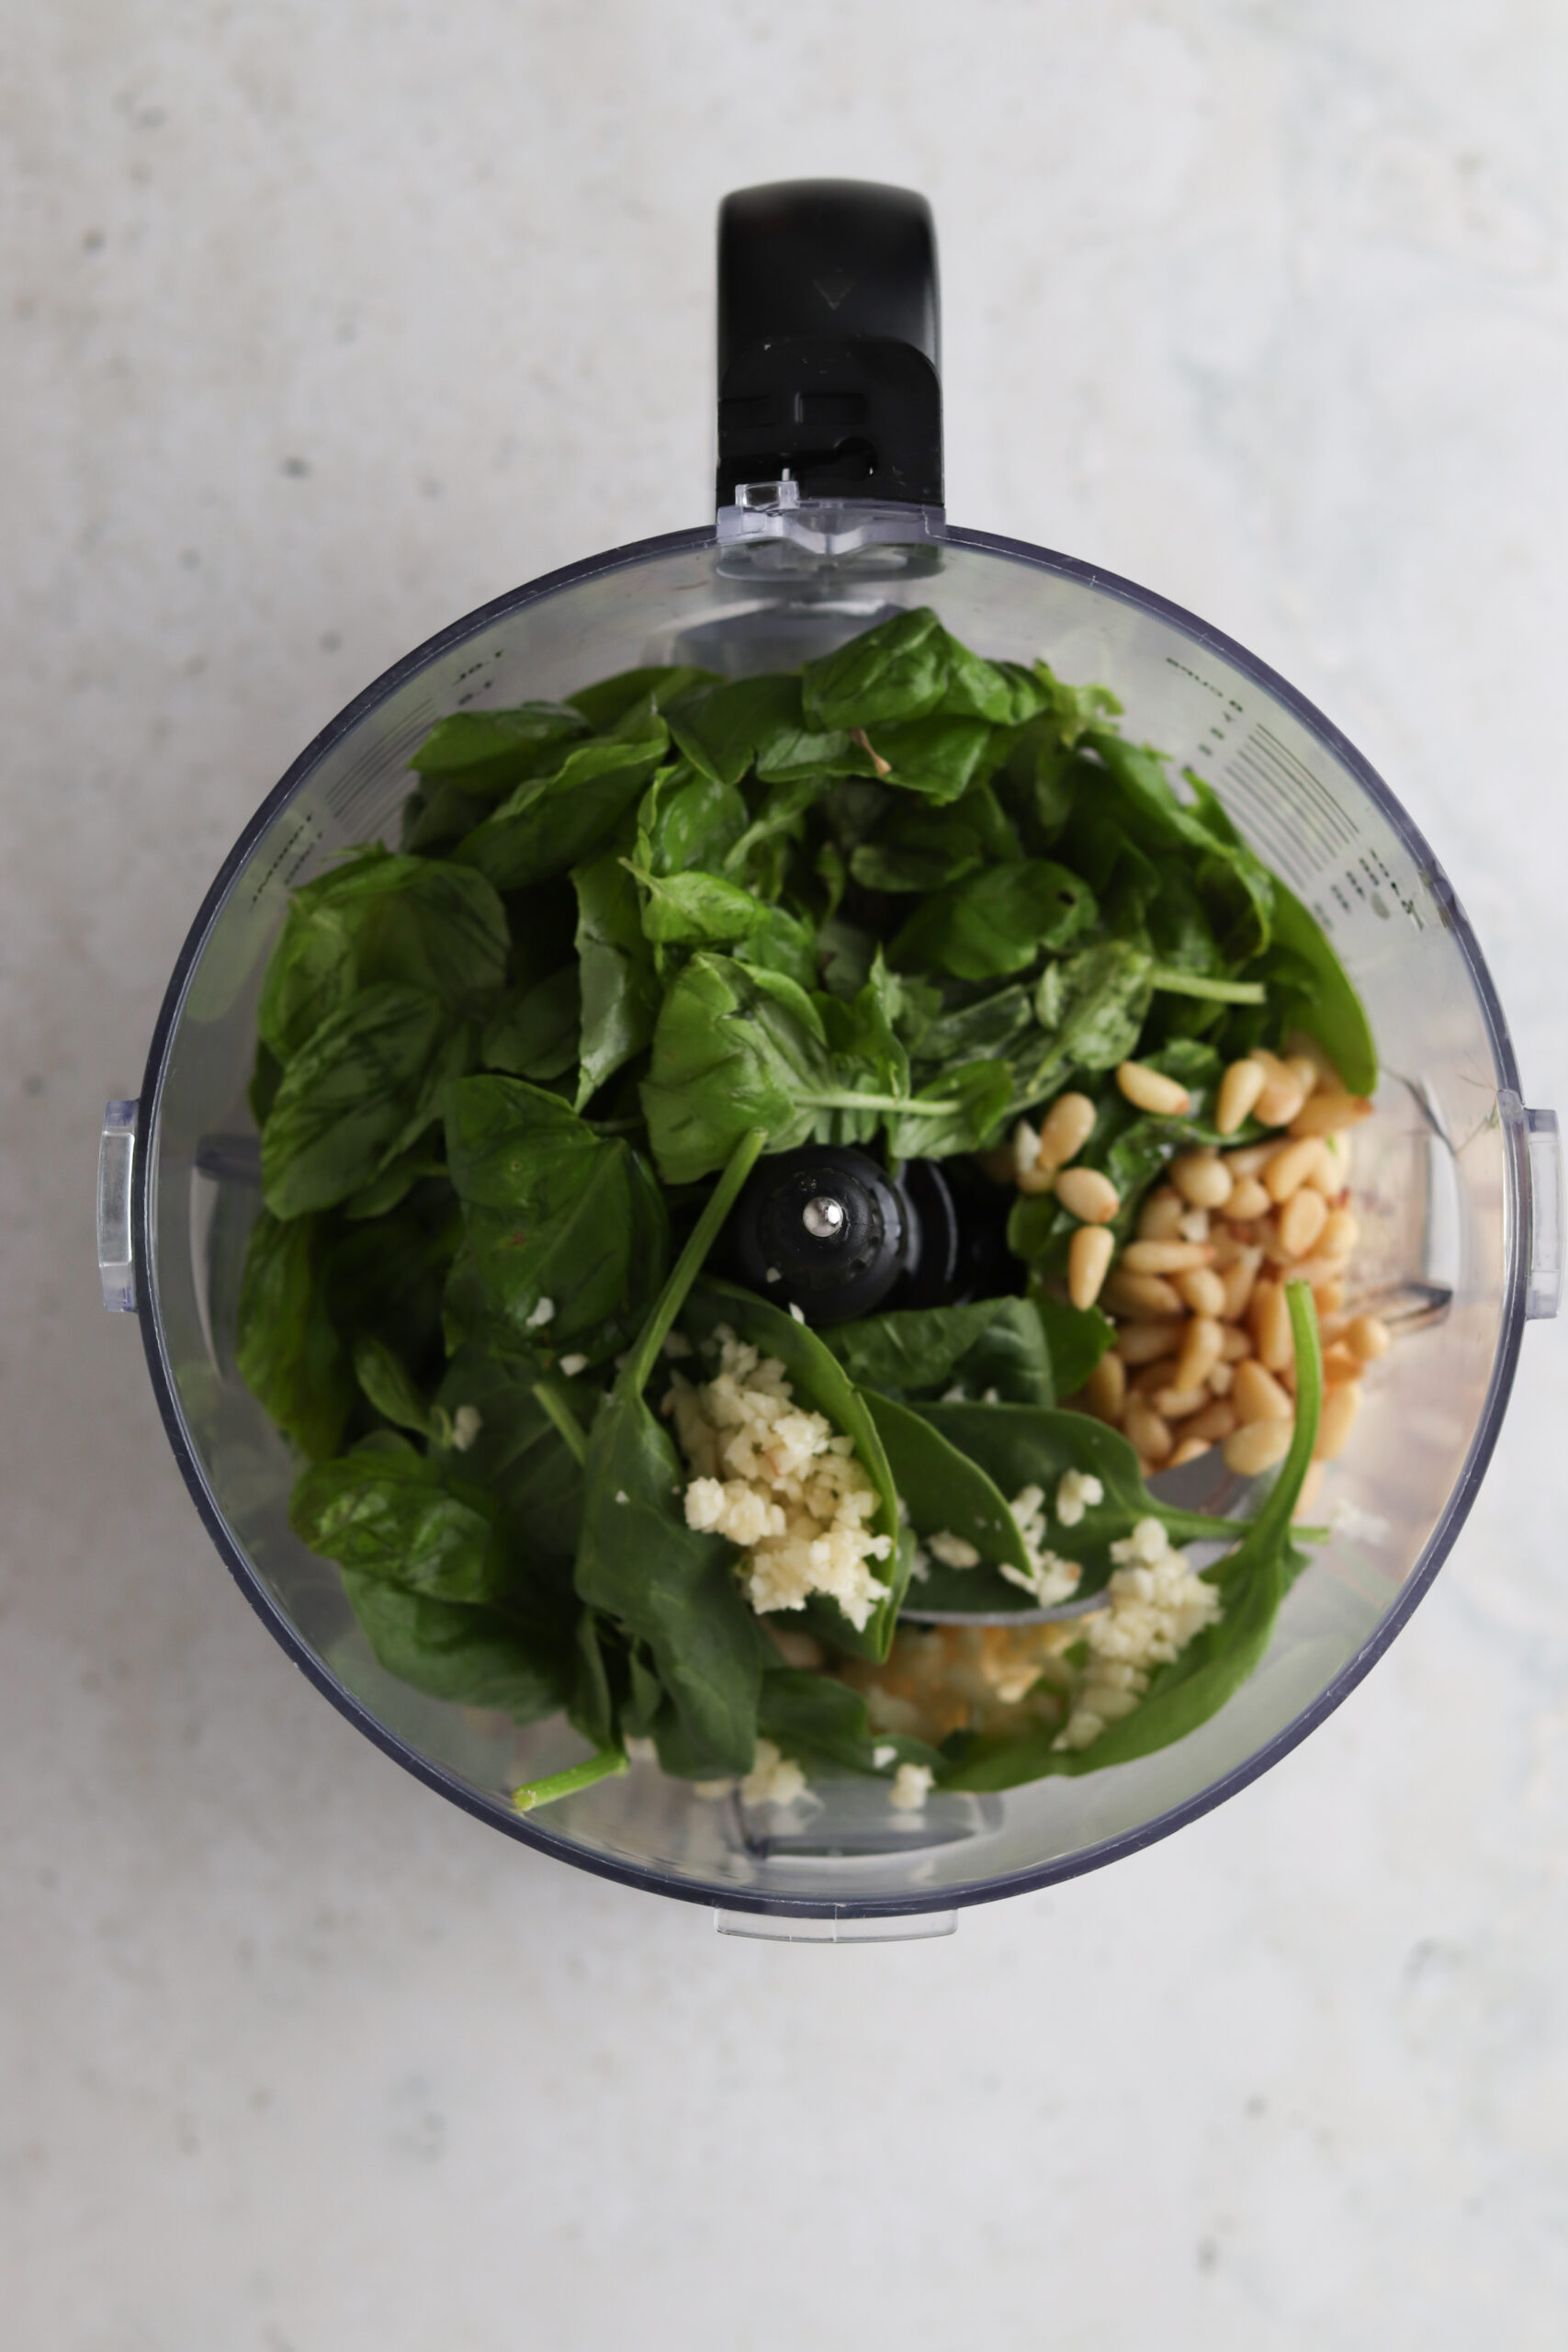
[[1051, 1517, 1221, 1751], [669, 1328, 893, 1632], [739, 1738, 809, 1806]]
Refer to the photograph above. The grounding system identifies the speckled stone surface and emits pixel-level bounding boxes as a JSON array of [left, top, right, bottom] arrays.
[[5, 6, 1567, 2346]]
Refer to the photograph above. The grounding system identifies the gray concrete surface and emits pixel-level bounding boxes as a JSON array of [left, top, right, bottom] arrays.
[[5, 5, 1567, 2346]]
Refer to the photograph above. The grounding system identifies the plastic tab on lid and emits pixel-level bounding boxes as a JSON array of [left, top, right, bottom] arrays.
[[714, 1907, 956, 1944], [1525, 1106, 1562, 1319]]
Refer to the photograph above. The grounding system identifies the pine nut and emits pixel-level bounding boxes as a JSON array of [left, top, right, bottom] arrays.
[[1170, 1149, 1233, 1209], [1313, 1276, 1347, 1316], [1136, 1186, 1187, 1241], [1123, 1398, 1174, 1463], [1178, 1207, 1211, 1243], [1219, 1248, 1265, 1322], [1037, 1091, 1097, 1170], [1175, 1315, 1224, 1392], [1319, 1208, 1359, 1259], [1188, 1398, 1238, 1442], [1288, 1091, 1374, 1139], [1132, 1357, 1181, 1398], [1113, 1318, 1187, 1364], [1224, 1418, 1293, 1476], [1207, 1361, 1235, 1396], [1253, 1050, 1308, 1127], [1347, 1313, 1391, 1362], [1121, 1239, 1215, 1274], [1117, 1060, 1192, 1116], [1176, 1266, 1227, 1317], [1278, 1187, 1329, 1259], [1155, 1385, 1212, 1420], [1232, 1359, 1292, 1423], [1226, 1174, 1271, 1221], [1322, 1342, 1363, 1385], [1168, 1437, 1213, 1468], [1055, 1166, 1120, 1224], [1292, 1461, 1325, 1520], [1015, 1160, 1057, 1195], [1085, 1352, 1127, 1423], [1103, 1271, 1186, 1317], [1067, 1223, 1114, 1309], [1314, 1382, 1362, 1461], [1286, 1054, 1322, 1097], [1216, 1057, 1267, 1135], [1220, 1322, 1252, 1361], [1264, 1136, 1325, 1204], [1011, 1119, 1042, 1178], [1249, 1281, 1292, 1372], [1222, 1142, 1278, 1179]]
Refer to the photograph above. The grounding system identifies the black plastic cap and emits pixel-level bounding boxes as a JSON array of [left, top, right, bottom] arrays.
[[716, 179, 943, 509]]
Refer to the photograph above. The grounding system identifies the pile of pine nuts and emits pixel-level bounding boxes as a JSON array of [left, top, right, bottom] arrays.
[[998, 1046, 1388, 1510]]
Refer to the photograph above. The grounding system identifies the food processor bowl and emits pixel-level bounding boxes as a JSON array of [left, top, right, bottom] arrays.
[[98, 184, 1561, 1937]]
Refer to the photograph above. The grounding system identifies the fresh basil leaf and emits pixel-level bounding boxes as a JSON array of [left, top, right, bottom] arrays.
[[261, 985, 469, 1219], [339, 1573, 573, 1724], [481, 963, 581, 1082], [865, 1392, 1032, 1585], [862, 715, 995, 805], [801, 606, 950, 729], [884, 1058, 1012, 1160], [758, 1667, 942, 1780], [1018, 940, 1155, 1102], [640, 953, 839, 1184], [453, 725, 670, 891], [445, 1075, 670, 1360], [257, 849, 508, 1065], [235, 1209, 358, 1461], [340, 1140, 448, 1222], [1031, 1289, 1116, 1399], [1260, 878, 1378, 1094], [352, 1331, 439, 1438], [686, 1279, 904, 1660], [890, 860, 1097, 980], [940, 641, 1053, 726], [734, 902, 819, 993], [570, 846, 660, 1107], [1034, 666, 1122, 746], [911, 1402, 1239, 1597], [567, 664, 718, 732], [631, 862, 768, 946], [910, 984, 1037, 1071], [819, 1297, 1026, 1398], [408, 702, 589, 797], [434, 1349, 586, 1557], [948, 1295, 1053, 1407], [636, 761, 749, 875], [667, 673, 801, 787], [291, 1434, 511, 1604]]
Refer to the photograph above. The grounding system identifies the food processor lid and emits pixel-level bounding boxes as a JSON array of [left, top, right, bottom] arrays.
[[98, 180, 1564, 1934]]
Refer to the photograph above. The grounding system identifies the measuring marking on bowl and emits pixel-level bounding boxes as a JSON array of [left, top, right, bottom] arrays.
[[98, 180, 1560, 1938]]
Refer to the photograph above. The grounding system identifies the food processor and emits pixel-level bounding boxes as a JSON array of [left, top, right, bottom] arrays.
[[97, 180, 1562, 1939]]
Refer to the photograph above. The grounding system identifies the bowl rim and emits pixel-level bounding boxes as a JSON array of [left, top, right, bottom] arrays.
[[130, 518, 1530, 1921]]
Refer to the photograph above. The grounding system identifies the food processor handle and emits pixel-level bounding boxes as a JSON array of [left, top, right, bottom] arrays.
[[716, 179, 943, 511]]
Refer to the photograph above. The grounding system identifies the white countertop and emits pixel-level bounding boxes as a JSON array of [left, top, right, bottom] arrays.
[[5, 4, 1567, 2345]]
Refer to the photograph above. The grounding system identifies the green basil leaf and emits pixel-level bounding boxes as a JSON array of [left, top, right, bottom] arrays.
[[733, 902, 819, 993], [640, 953, 839, 1184], [235, 1209, 357, 1461], [481, 963, 581, 1082], [453, 727, 669, 891], [352, 1332, 439, 1438], [861, 714, 996, 805], [667, 673, 802, 787], [636, 761, 749, 875], [1030, 1289, 1116, 1399], [434, 1350, 586, 1557], [340, 1574, 573, 1724], [572, 847, 660, 1106], [1260, 878, 1378, 1094], [261, 984, 468, 1219], [865, 1392, 1032, 1586], [632, 863, 769, 945], [445, 1075, 670, 1361], [291, 1435, 510, 1604], [909, 983, 1037, 1070], [408, 702, 589, 797], [566, 663, 718, 733], [818, 1297, 1025, 1398], [884, 1058, 1012, 1159], [257, 849, 508, 1065], [801, 606, 951, 728], [890, 860, 1098, 980]]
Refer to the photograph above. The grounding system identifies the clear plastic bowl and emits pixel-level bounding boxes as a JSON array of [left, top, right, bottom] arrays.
[[101, 524, 1562, 1938]]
